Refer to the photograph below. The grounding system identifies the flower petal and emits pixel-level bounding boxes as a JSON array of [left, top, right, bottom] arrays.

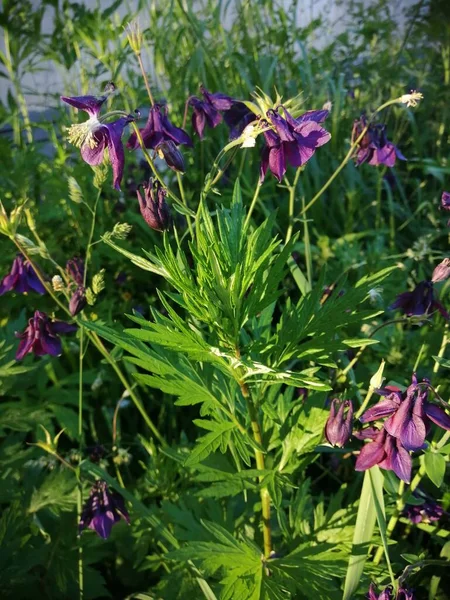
[[61, 95, 107, 117], [359, 398, 400, 423], [424, 403, 450, 430]]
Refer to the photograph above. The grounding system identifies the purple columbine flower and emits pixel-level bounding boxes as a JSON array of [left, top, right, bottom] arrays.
[[397, 588, 416, 600], [367, 584, 394, 600], [127, 103, 192, 172], [352, 116, 406, 167], [61, 92, 134, 190], [260, 106, 331, 182], [390, 280, 449, 319], [137, 179, 171, 231], [188, 85, 234, 139], [79, 480, 130, 539], [441, 191, 450, 210], [69, 286, 87, 316], [0, 254, 46, 295], [15, 310, 77, 360], [360, 374, 450, 452], [404, 498, 443, 524], [325, 399, 353, 447], [355, 427, 412, 483]]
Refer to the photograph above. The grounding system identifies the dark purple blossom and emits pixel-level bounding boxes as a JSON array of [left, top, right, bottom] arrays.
[[127, 103, 192, 151], [367, 584, 393, 600], [61, 94, 134, 191], [188, 85, 234, 138], [404, 498, 443, 524], [0, 254, 46, 295], [223, 101, 255, 140], [137, 179, 171, 231], [325, 399, 353, 447], [360, 375, 450, 452], [79, 480, 130, 539], [15, 310, 77, 360], [390, 280, 448, 319], [355, 427, 412, 482], [157, 140, 185, 172], [260, 106, 331, 182], [352, 116, 406, 167], [66, 257, 86, 316], [441, 191, 450, 210]]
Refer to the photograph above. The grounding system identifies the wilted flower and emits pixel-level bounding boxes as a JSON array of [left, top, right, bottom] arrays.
[[431, 258, 450, 283], [352, 116, 406, 167], [127, 103, 192, 153], [325, 399, 353, 447], [15, 310, 77, 360], [390, 280, 448, 319], [79, 480, 130, 539], [0, 254, 46, 295], [260, 106, 331, 182], [359, 374, 450, 452], [355, 427, 412, 483], [137, 179, 171, 231], [188, 85, 234, 138], [61, 91, 134, 190]]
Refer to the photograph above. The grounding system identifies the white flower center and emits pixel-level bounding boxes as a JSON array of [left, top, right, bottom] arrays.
[[66, 116, 101, 149]]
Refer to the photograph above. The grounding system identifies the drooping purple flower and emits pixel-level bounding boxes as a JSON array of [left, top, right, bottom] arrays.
[[390, 280, 449, 319], [15, 310, 77, 360], [403, 497, 443, 524], [127, 103, 192, 151], [355, 427, 412, 482], [157, 140, 185, 172], [137, 179, 171, 231], [260, 106, 331, 182], [352, 116, 406, 167], [61, 93, 134, 191], [360, 374, 450, 452], [66, 257, 85, 286], [0, 254, 46, 295], [431, 258, 450, 283], [325, 399, 353, 447], [188, 85, 234, 138], [79, 480, 130, 539], [367, 583, 394, 600], [397, 588, 416, 600]]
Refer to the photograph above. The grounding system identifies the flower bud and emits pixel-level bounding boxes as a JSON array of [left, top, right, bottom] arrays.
[[324, 399, 353, 447], [66, 257, 85, 285], [69, 286, 87, 316], [157, 140, 185, 172], [432, 258, 450, 283], [137, 179, 171, 231]]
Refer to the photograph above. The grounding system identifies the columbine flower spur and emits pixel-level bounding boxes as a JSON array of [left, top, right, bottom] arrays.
[[61, 90, 134, 190]]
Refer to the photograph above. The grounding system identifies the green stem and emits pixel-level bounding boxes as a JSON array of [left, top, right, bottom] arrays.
[[285, 168, 301, 244], [235, 349, 271, 557], [136, 52, 155, 106], [243, 180, 262, 230], [176, 172, 194, 237]]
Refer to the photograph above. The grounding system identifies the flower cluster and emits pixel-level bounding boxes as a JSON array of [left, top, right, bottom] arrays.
[[79, 480, 130, 539], [355, 374, 450, 482]]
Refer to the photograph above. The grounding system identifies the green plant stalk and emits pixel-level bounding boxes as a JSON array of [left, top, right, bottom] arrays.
[[433, 325, 449, 374], [300, 97, 410, 216], [235, 348, 271, 557], [176, 172, 194, 237], [136, 52, 155, 106], [285, 168, 301, 244], [373, 465, 426, 565], [243, 180, 262, 229]]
